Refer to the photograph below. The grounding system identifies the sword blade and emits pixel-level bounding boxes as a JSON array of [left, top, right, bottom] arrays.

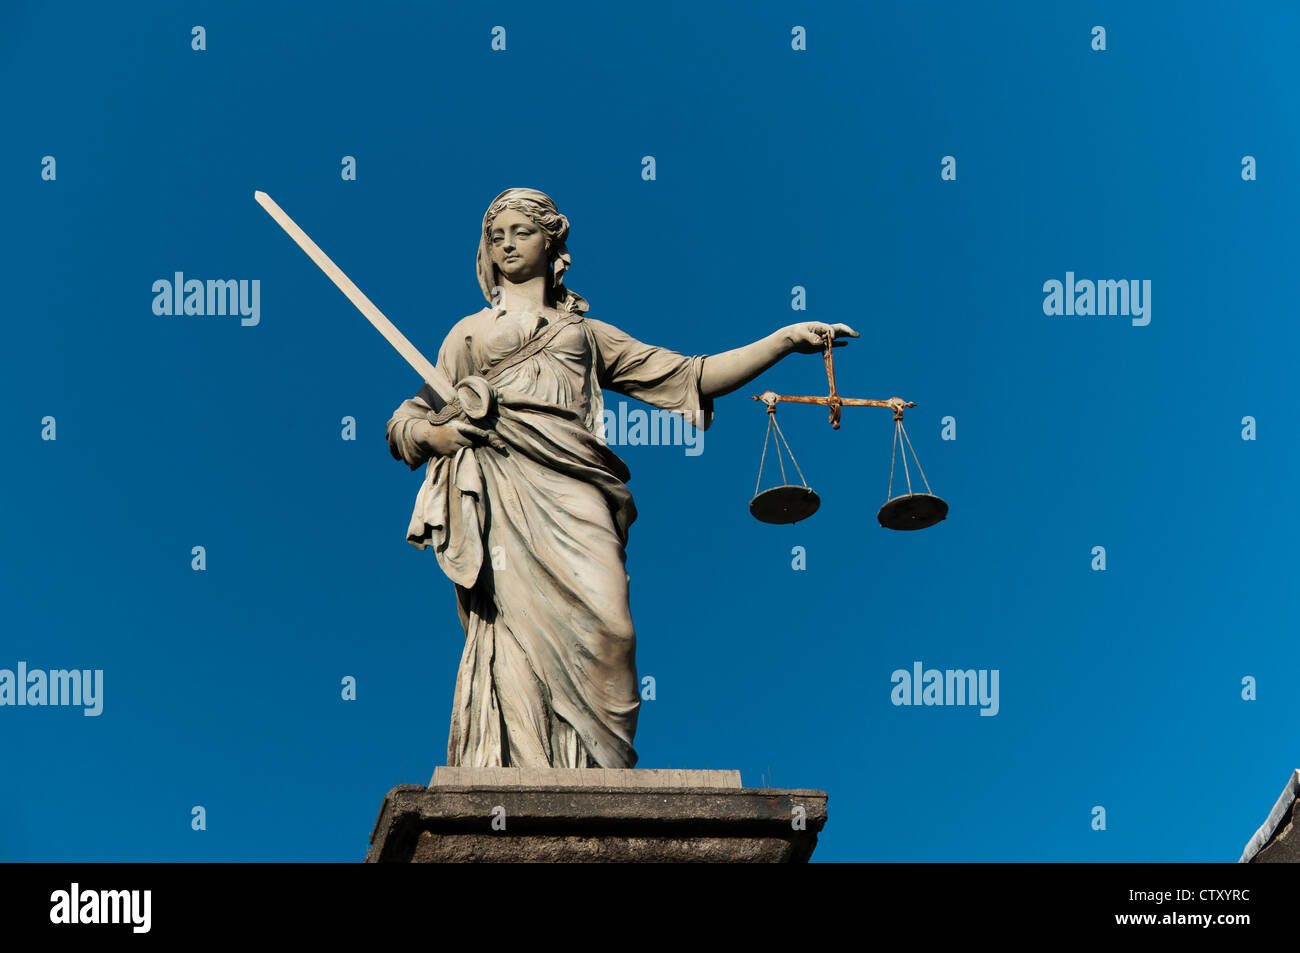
[[253, 190, 454, 403]]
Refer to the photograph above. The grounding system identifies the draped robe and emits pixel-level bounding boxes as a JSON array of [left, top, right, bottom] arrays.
[[386, 306, 713, 769]]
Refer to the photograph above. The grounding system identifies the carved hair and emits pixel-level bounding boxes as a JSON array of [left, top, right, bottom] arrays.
[[476, 188, 590, 314]]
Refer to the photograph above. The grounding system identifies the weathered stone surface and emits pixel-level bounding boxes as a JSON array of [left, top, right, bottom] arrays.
[[1252, 798, 1299, 863], [408, 832, 801, 863], [430, 766, 743, 788], [1241, 769, 1300, 863], [367, 773, 828, 863]]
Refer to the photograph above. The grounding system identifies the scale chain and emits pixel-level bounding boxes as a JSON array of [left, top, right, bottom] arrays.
[[755, 417, 774, 498], [771, 413, 809, 488], [887, 419, 935, 502], [774, 418, 789, 486], [755, 410, 813, 496], [887, 420, 899, 501], [898, 420, 934, 495], [900, 421, 913, 496]]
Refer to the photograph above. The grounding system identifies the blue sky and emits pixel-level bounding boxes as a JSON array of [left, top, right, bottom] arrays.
[[2, 0, 1297, 861]]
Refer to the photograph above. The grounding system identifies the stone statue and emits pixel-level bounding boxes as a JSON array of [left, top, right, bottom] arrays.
[[385, 187, 857, 770]]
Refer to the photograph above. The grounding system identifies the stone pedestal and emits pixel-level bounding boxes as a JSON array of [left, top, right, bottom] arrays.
[[365, 767, 828, 863]]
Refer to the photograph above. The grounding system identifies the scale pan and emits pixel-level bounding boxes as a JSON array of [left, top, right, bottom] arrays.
[[878, 493, 948, 531], [750, 485, 821, 524]]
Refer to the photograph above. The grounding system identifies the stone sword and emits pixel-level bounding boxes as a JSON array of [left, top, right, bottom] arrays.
[[253, 190, 504, 450]]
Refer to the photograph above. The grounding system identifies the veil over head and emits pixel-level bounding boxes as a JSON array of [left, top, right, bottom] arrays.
[[476, 187, 590, 315]]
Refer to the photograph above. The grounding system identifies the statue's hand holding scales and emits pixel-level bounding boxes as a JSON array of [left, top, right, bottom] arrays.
[[784, 321, 860, 353]]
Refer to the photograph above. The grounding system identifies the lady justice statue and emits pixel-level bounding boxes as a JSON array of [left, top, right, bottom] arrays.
[[384, 187, 857, 771]]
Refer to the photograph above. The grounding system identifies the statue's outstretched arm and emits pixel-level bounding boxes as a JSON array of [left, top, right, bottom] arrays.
[[699, 322, 858, 399]]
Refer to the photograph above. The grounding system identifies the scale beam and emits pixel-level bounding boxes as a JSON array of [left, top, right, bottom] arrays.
[[752, 390, 915, 428]]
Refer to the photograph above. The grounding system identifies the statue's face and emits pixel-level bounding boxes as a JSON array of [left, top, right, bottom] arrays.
[[488, 209, 550, 284]]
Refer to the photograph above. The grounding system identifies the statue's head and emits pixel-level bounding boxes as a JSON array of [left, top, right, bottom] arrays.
[[487, 207, 552, 286], [477, 188, 589, 313]]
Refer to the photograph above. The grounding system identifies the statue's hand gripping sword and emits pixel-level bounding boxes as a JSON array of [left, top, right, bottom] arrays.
[[253, 190, 504, 451]]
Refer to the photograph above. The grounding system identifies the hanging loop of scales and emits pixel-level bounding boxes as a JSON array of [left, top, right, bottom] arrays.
[[750, 331, 948, 530]]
